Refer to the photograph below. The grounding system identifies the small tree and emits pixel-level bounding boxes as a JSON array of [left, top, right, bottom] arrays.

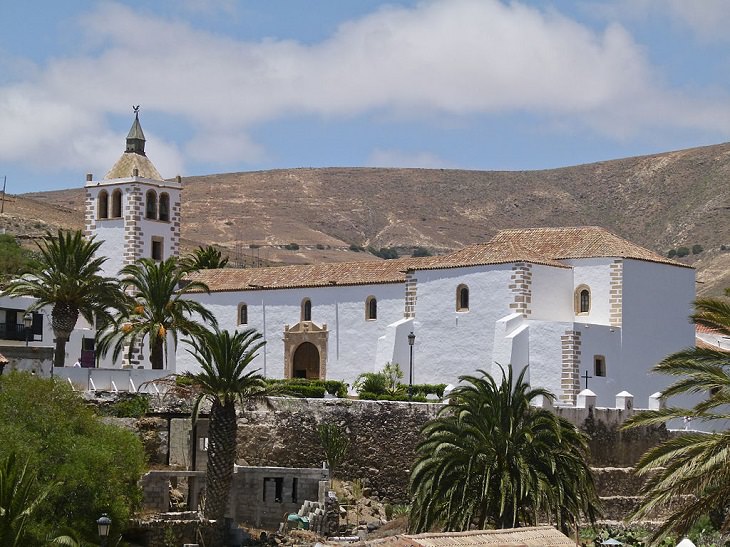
[[692, 244, 704, 255], [676, 246, 690, 257], [317, 423, 350, 480]]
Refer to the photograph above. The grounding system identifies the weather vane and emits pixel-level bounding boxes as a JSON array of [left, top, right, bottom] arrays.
[[133, 105, 140, 115]]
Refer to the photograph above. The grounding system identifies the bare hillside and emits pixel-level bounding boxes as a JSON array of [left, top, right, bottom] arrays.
[[12, 142, 730, 296]]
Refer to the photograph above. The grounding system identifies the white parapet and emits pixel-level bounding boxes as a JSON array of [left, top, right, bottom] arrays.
[[577, 389, 597, 409], [615, 390, 634, 410], [648, 391, 664, 410]]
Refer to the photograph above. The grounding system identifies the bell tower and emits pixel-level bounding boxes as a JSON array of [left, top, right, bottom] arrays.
[[84, 107, 182, 279]]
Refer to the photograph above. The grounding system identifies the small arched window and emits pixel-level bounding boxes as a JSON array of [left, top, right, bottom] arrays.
[[159, 193, 170, 222], [111, 189, 122, 218], [366, 296, 377, 320], [575, 285, 591, 315], [456, 284, 469, 312], [301, 298, 312, 322], [238, 303, 248, 325], [98, 191, 109, 219], [145, 190, 157, 220]]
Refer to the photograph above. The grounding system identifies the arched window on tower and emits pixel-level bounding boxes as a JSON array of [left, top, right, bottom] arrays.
[[145, 190, 157, 220], [159, 193, 170, 222], [456, 284, 469, 312], [98, 191, 109, 219], [301, 298, 312, 322], [366, 296, 377, 320], [574, 285, 591, 315], [111, 189, 122, 218], [238, 303, 248, 326]]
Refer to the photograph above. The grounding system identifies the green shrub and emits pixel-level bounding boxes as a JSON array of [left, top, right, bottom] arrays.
[[104, 394, 150, 418], [667, 249, 677, 258], [0, 372, 145, 543], [266, 378, 347, 398], [284, 242, 300, 250], [272, 382, 325, 398], [349, 244, 365, 252], [392, 503, 410, 518], [676, 246, 690, 257], [354, 372, 388, 395], [323, 380, 348, 398], [384, 503, 393, 520], [316, 243, 326, 250], [175, 374, 193, 387], [411, 383, 448, 398], [411, 247, 432, 257], [692, 244, 704, 255]]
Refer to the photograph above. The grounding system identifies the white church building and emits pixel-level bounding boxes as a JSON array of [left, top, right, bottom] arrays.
[[0, 114, 697, 407]]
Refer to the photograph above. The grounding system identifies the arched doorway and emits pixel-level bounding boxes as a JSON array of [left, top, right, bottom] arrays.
[[283, 321, 328, 380], [292, 342, 320, 379]]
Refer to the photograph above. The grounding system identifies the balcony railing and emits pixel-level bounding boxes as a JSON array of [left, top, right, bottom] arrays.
[[0, 322, 27, 341]]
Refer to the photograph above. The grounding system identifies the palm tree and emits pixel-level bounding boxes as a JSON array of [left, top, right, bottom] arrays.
[[624, 288, 730, 543], [409, 365, 599, 533], [0, 452, 58, 546], [5, 230, 120, 369], [181, 246, 229, 271], [182, 327, 268, 521], [97, 257, 216, 370]]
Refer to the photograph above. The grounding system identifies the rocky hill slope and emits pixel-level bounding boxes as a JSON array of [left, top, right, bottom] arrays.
[[7, 142, 730, 296]]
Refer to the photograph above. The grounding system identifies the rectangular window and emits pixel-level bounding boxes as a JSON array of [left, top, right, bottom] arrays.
[[151, 237, 163, 261], [292, 478, 298, 503], [263, 477, 284, 503], [594, 355, 606, 377]]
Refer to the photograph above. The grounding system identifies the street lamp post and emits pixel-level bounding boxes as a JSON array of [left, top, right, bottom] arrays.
[[97, 513, 111, 547], [23, 313, 32, 347], [408, 331, 416, 400]]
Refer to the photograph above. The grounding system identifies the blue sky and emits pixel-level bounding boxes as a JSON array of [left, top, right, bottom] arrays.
[[2, 0, 730, 193]]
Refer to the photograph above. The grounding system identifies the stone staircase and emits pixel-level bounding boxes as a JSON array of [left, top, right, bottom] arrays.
[[592, 466, 681, 523]]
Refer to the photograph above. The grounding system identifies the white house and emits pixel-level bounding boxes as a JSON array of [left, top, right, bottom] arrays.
[[0, 114, 697, 408]]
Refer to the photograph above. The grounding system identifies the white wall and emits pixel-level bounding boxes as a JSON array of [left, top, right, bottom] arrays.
[[527, 320, 571, 398], [529, 264, 574, 321], [574, 323, 622, 406], [563, 257, 616, 325], [620, 259, 696, 406], [175, 283, 406, 386], [410, 265, 515, 386]]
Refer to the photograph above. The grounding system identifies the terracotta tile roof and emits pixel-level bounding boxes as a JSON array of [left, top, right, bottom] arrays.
[[187, 260, 411, 292], [189, 227, 681, 292], [489, 226, 691, 268], [189, 239, 574, 292], [440, 240, 570, 269], [365, 526, 573, 546], [105, 152, 162, 180]]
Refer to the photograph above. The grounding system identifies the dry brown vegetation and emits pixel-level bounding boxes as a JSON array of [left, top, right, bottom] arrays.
[[6, 141, 730, 295]]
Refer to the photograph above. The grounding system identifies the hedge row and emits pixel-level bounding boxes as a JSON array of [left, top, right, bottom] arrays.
[[266, 378, 348, 398]]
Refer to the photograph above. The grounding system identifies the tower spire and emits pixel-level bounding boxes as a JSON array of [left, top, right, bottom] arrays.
[[125, 105, 146, 156]]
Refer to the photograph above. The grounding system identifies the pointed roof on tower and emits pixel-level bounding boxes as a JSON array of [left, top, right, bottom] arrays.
[[126, 106, 146, 154], [104, 107, 163, 180]]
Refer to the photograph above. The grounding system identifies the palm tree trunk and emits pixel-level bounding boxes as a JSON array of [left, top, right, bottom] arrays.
[[53, 336, 67, 370], [204, 398, 237, 521], [150, 337, 164, 370]]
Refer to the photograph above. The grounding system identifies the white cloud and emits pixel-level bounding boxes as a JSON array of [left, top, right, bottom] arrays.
[[368, 148, 452, 169], [589, 0, 730, 42], [1, 0, 730, 177]]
